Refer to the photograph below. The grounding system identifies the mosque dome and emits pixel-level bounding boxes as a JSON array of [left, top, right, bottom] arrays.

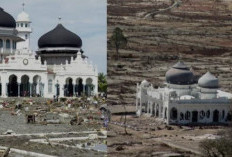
[[165, 61, 194, 85], [38, 24, 82, 49], [0, 7, 16, 28], [17, 11, 30, 22], [198, 72, 219, 89]]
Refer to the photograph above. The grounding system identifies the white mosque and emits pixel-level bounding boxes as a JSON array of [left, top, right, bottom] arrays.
[[0, 6, 98, 98], [136, 61, 232, 125]]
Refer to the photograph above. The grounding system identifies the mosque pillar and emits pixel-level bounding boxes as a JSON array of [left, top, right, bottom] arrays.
[[167, 107, 170, 125], [83, 84, 85, 96], [2, 82, 6, 97], [5, 83, 8, 97], [35, 83, 38, 95], [151, 103, 153, 115], [60, 84, 64, 97], [43, 83, 45, 97], [18, 83, 20, 97], [44, 81, 48, 97], [29, 83, 32, 97]]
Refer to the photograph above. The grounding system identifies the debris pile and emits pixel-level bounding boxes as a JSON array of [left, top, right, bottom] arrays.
[[0, 96, 107, 156]]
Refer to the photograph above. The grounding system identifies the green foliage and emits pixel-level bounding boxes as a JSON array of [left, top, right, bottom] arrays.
[[98, 73, 107, 93], [109, 27, 127, 59]]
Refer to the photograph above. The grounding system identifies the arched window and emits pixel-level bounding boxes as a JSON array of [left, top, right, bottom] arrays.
[[200, 111, 205, 119], [25, 23, 28, 27], [21, 23, 23, 27], [25, 34, 28, 39], [0, 39, 3, 48], [6, 40, 10, 49], [48, 79, 53, 93]]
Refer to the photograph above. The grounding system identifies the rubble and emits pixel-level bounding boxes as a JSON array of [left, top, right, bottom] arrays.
[[3, 130, 15, 135], [0, 147, 10, 157], [0, 96, 107, 156]]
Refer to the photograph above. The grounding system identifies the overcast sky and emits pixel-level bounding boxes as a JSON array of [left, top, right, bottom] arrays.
[[1, 0, 107, 73]]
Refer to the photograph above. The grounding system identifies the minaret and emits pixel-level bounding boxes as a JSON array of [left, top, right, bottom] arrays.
[[16, 3, 32, 50]]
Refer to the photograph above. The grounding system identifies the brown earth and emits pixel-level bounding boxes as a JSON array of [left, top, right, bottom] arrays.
[[107, 0, 232, 106], [108, 115, 227, 157]]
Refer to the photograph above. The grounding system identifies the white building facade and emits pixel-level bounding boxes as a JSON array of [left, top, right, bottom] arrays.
[[136, 61, 232, 125], [0, 7, 98, 98]]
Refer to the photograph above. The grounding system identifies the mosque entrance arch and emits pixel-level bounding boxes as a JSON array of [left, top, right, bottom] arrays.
[[192, 111, 198, 123], [65, 78, 73, 97], [20, 75, 30, 97], [213, 110, 219, 122], [86, 78, 94, 96], [76, 78, 83, 96], [8, 75, 18, 97]]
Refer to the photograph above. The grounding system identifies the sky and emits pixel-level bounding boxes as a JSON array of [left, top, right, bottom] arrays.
[[1, 0, 107, 73]]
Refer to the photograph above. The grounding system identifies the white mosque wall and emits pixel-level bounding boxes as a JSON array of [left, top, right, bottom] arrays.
[[0, 50, 98, 98], [136, 80, 232, 125], [16, 32, 31, 50], [169, 103, 230, 124]]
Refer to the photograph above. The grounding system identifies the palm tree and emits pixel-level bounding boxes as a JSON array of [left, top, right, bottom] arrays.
[[109, 27, 127, 60], [98, 73, 107, 93]]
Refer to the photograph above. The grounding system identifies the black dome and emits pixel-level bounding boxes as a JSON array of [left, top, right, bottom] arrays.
[[165, 61, 194, 85], [38, 24, 82, 48], [0, 7, 16, 28]]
